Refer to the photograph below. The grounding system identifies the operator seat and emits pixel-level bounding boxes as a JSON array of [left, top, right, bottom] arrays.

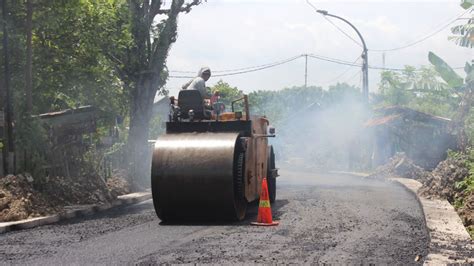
[[178, 90, 210, 120]]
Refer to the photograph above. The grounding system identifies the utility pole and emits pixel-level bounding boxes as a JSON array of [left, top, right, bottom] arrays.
[[316, 10, 369, 102], [382, 52, 386, 69], [362, 49, 368, 101], [304, 54, 308, 89], [2, 0, 15, 174]]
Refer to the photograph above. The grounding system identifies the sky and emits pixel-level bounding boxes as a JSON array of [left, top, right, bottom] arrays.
[[163, 0, 473, 97]]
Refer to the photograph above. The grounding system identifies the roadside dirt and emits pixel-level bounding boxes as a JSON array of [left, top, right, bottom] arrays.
[[36, 175, 114, 206], [418, 155, 469, 200], [0, 175, 60, 222], [368, 153, 429, 180], [106, 171, 131, 198], [418, 155, 474, 236], [0, 173, 131, 222]]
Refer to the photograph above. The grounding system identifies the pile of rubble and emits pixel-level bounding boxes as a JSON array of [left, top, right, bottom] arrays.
[[368, 153, 429, 180], [418, 154, 473, 234], [35, 175, 115, 206], [106, 171, 131, 198], [418, 154, 469, 201], [0, 175, 60, 222], [0, 173, 132, 223]]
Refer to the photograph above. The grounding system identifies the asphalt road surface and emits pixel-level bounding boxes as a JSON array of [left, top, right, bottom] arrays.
[[0, 170, 429, 264]]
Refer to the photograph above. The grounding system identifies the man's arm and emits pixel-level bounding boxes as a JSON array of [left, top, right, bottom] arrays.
[[181, 79, 193, 90]]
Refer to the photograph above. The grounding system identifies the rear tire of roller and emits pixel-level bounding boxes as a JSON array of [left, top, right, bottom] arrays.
[[233, 151, 247, 221], [267, 146, 276, 203]]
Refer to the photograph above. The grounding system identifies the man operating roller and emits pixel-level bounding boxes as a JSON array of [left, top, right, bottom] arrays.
[[182, 66, 212, 99]]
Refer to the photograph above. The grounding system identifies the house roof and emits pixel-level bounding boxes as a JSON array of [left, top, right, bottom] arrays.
[[365, 106, 452, 128], [364, 114, 400, 127]]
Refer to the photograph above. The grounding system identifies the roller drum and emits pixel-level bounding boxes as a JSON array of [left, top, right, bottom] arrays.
[[151, 132, 246, 221]]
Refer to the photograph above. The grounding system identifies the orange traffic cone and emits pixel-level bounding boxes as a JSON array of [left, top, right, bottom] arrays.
[[251, 177, 279, 226]]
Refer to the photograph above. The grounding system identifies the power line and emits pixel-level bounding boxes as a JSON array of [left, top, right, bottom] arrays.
[[306, 54, 451, 72], [306, 0, 471, 53], [306, 0, 363, 47], [169, 54, 364, 79], [321, 57, 361, 85], [169, 55, 304, 78], [368, 65, 465, 71], [168, 53, 465, 79], [324, 16, 363, 48], [211, 56, 301, 77], [169, 53, 361, 78], [342, 68, 361, 84], [307, 54, 362, 67], [169, 55, 303, 74], [370, 9, 472, 52]]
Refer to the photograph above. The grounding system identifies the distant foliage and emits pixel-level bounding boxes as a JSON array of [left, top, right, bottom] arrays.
[[249, 83, 363, 125], [450, 1, 473, 48], [210, 80, 244, 108], [376, 66, 459, 118]]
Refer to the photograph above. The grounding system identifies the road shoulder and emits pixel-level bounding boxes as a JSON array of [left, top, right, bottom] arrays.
[[389, 177, 473, 264], [0, 191, 151, 234], [331, 171, 472, 264]]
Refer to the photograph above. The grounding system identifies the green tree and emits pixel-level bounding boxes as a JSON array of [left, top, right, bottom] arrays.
[[450, 0, 473, 48], [377, 64, 459, 117], [427, 1, 474, 151], [378, 69, 413, 106], [210, 80, 243, 108], [1, 1, 133, 176]]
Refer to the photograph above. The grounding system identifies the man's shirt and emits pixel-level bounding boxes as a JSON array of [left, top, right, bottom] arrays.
[[185, 77, 207, 99]]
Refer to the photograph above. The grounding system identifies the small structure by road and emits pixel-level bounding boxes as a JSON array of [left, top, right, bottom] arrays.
[[366, 106, 456, 169]]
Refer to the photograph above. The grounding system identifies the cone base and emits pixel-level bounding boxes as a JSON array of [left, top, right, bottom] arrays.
[[251, 221, 279, 226]]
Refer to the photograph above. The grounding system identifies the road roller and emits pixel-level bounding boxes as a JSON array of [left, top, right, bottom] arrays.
[[151, 90, 278, 221]]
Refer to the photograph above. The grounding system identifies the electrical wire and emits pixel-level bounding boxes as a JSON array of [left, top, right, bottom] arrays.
[[342, 68, 361, 84], [169, 55, 303, 74], [321, 57, 362, 85], [370, 9, 472, 52], [323, 16, 363, 48], [307, 54, 362, 67], [306, 0, 471, 53], [169, 55, 304, 78], [306, 0, 363, 47], [169, 53, 363, 78], [168, 53, 465, 79]]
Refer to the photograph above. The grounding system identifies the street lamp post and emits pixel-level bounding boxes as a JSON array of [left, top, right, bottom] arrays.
[[316, 10, 369, 102]]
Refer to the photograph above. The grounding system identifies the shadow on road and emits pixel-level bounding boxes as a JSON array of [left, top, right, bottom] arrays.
[[159, 199, 289, 226], [244, 199, 289, 221], [57, 200, 154, 226]]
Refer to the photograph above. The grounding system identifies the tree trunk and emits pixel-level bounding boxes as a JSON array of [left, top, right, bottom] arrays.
[[127, 75, 157, 189], [2, 0, 14, 174], [25, 0, 33, 113], [455, 87, 474, 153]]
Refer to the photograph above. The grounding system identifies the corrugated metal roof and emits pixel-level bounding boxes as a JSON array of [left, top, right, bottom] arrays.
[[364, 114, 400, 127], [376, 106, 451, 123]]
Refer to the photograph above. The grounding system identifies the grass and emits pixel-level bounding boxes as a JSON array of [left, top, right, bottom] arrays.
[[468, 226, 474, 239], [448, 150, 474, 239]]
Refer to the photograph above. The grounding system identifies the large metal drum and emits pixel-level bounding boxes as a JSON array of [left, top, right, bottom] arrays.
[[151, 132, 247, 221]]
